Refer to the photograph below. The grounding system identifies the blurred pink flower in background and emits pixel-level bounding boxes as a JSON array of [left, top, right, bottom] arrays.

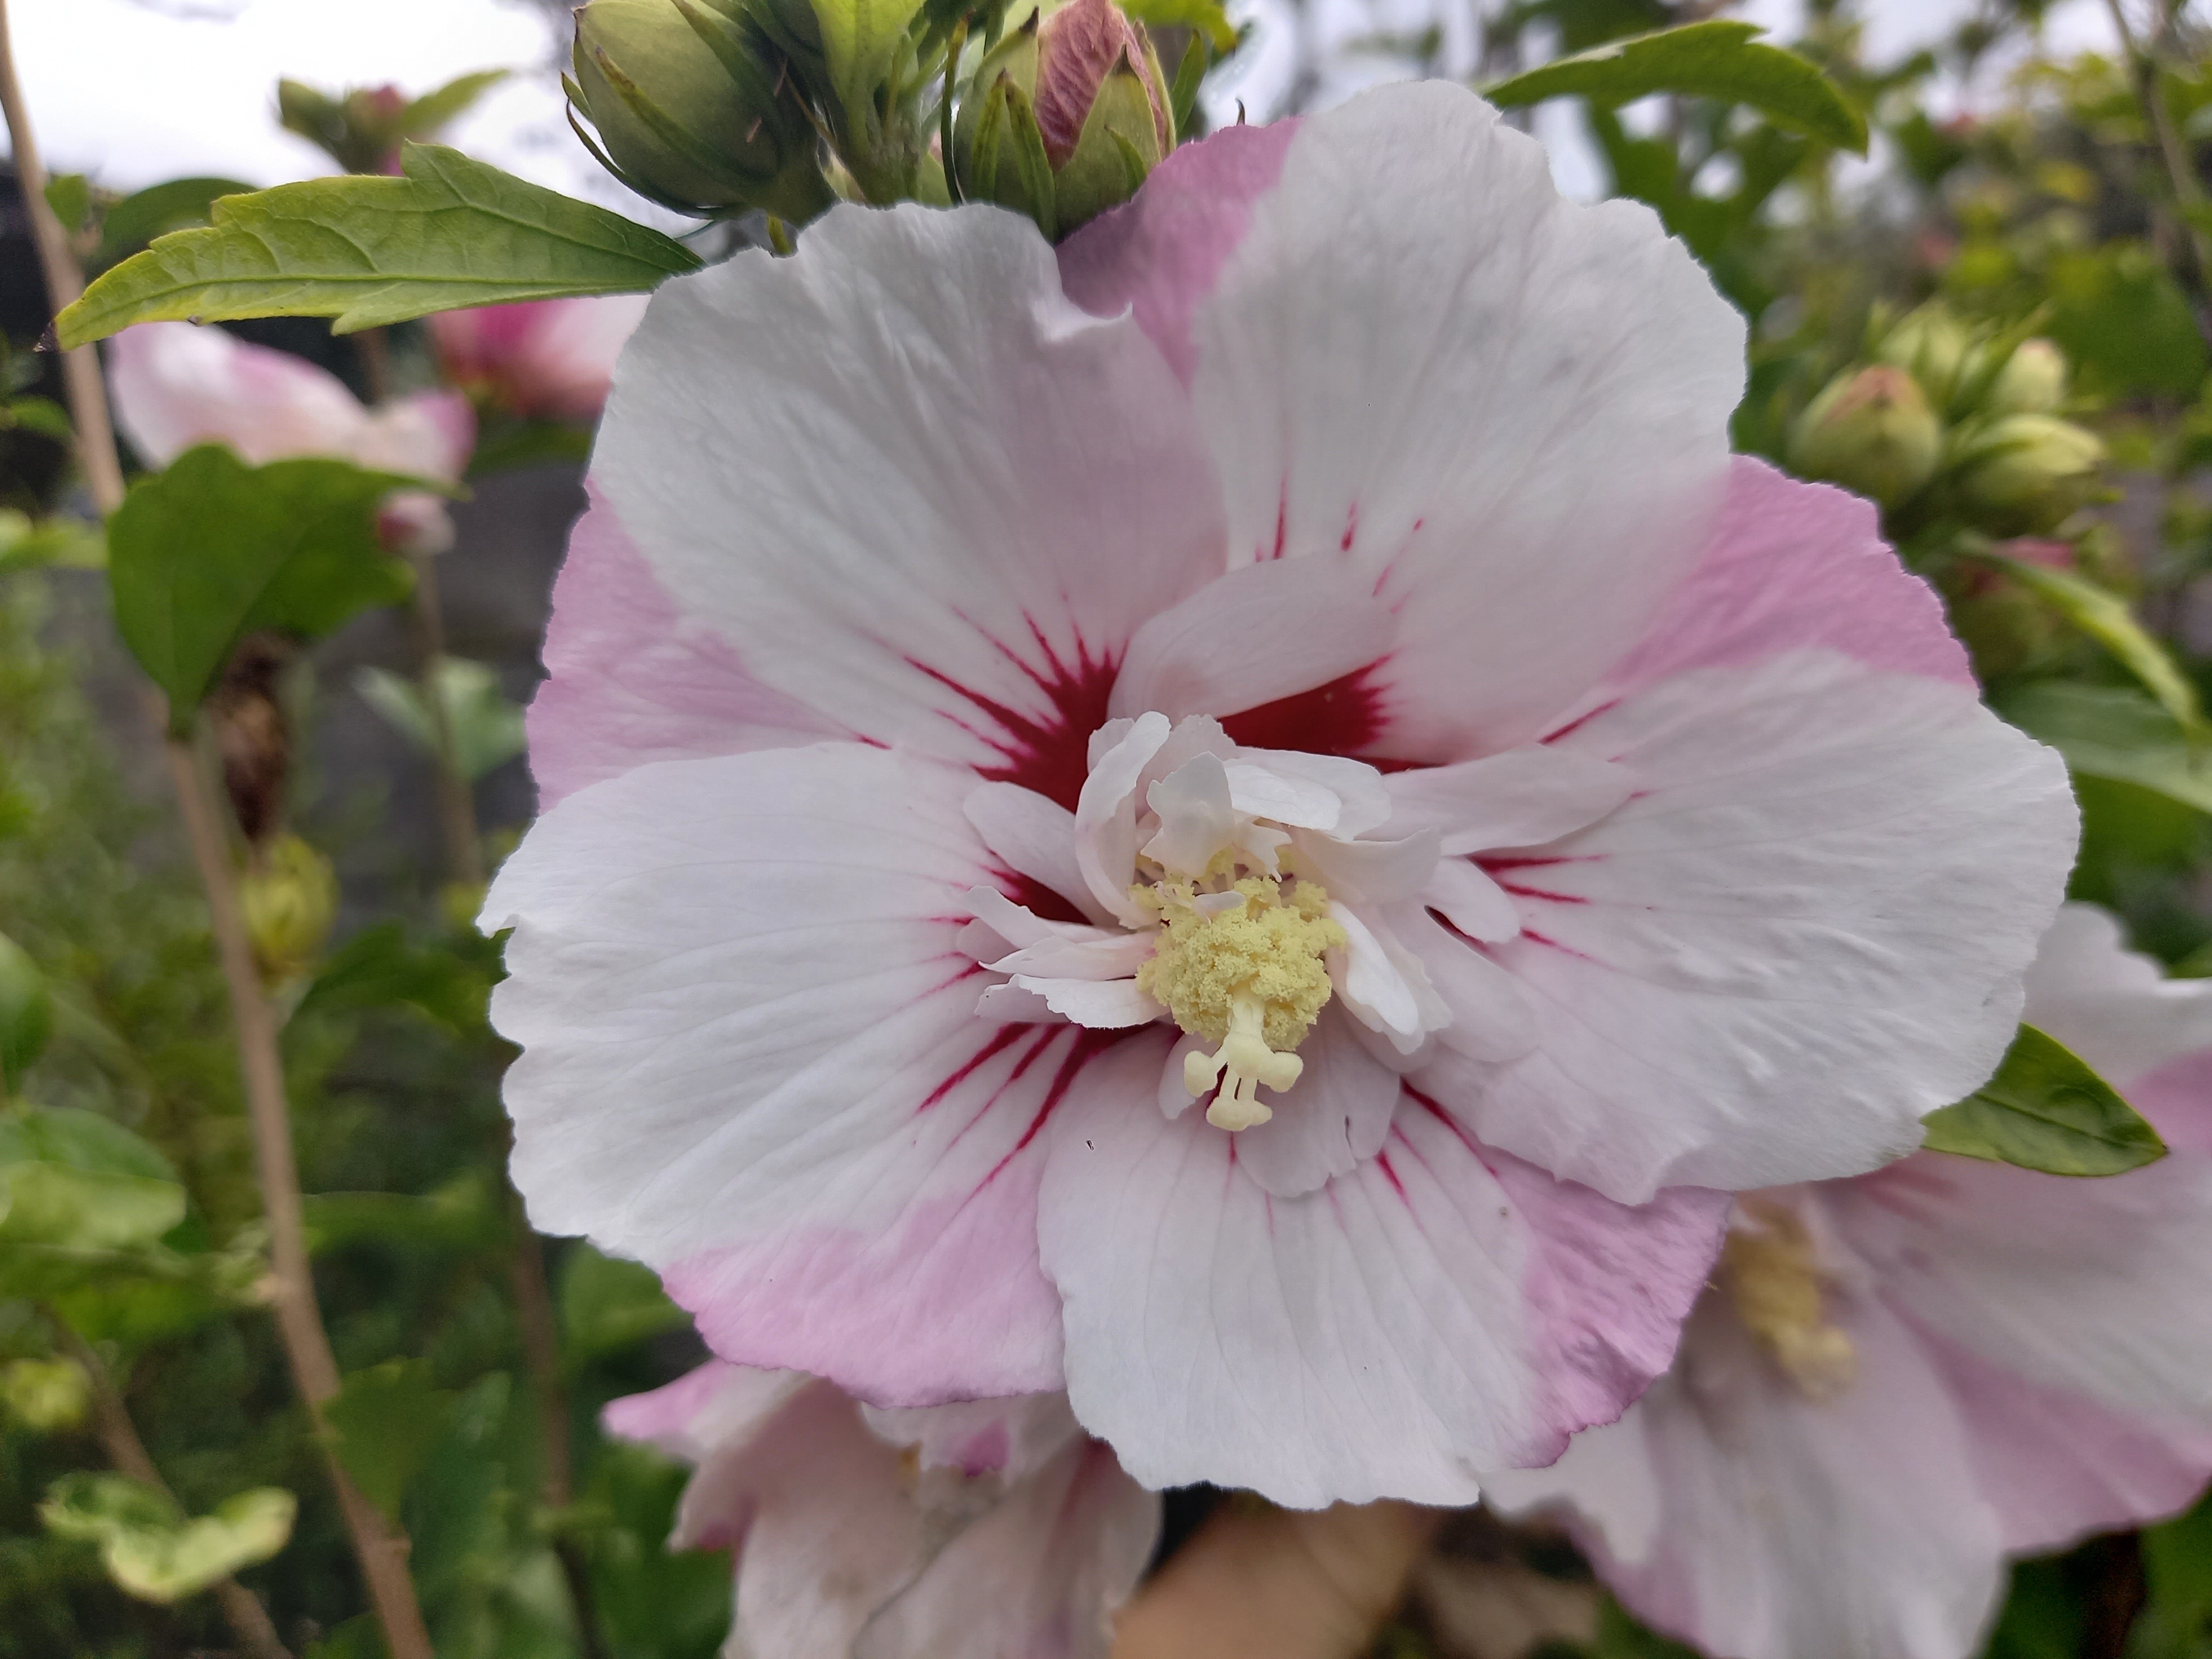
[[428, 294, 649, 421], [104, 319, 474, 553], [1486, 902, 2212, 1659], [606, 1365, 1157, 1658]]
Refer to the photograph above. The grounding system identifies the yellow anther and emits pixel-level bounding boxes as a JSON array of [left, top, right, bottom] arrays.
[[1137, 873, 1344, 1126], [1720, 1199, 1858, 1400]]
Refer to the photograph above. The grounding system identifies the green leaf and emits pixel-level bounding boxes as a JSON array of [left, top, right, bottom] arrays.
[[0, 1103, 177, 1185], [2048, 243, 2207, 399], [401, 69, 513, 139], [304, 1173, 503, 1256], [2141, 1490, 2212, 1648], [465, 416, 594, 478], [0, 929, 53, 1082], [559, 1243, 690, 1365], [43, 173, 92, 233], [107, 446, 418, 731], [1921, 1024, 2167, 1176], [1996, 681, 2212, 815], [324, 1360, 456, 1523], [355, 658, 528, 782], [0, 1162, 185, 1253], [1970, 554, 2208, 739], [56, 145, 700, 347], [42, 1472, 295, 1603], [1119, 0, 1237, 53], [1481, 20, 1868, 153], [294, 920, 493, 1032], [0, 1105, 184, 1254], [90, 177, 255, 272]]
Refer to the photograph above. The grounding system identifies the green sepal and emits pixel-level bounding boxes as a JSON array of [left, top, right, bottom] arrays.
[[967, 72, 1058, 239], [1921, 1024, 2167, 1177], [1001, 77, 1058, 241], [1168, 31, 1207, 140], [954, 18, 1039, 181], [1051, 57, 1164, 231]]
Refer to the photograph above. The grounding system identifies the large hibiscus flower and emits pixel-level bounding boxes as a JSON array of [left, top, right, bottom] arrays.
[[1486, 904, 2212, 1659], [481, 83, 2077, 1505]]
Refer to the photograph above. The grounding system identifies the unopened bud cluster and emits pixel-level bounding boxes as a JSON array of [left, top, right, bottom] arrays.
[[1787, 304, 2105, 536], [566, 0, 1190, 236], [1785, 304, 2117, 682]]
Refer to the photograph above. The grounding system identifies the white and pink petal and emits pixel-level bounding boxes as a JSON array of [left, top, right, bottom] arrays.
[[1176, 84, 1745, 761], [1416, 652, 2075, 1203], [593, 204, 1226, 809], [1035, 1037, 1726, 1507], [482, 743, 1115, 1404]]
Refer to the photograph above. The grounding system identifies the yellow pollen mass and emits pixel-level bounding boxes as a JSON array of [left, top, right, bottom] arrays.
[[1135, 874, 1345, 1132], [1720, 1199, 1858, 1401]]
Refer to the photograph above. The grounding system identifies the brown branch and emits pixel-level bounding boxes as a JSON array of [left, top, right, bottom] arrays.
[[166, 738, 435, 1659], [0, 0, 125, 514], [47, 1319, 293, 1659], [0, 6, 435, 1648]]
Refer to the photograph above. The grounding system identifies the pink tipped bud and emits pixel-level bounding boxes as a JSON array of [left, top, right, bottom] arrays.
[[1034, 0, 1170, 170]]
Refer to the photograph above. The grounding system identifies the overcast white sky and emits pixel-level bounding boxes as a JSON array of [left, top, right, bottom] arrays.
[[9, 0, 2129, 209]]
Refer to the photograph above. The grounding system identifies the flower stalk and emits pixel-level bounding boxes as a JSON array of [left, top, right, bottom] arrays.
[[0, 7, 433, 1650]]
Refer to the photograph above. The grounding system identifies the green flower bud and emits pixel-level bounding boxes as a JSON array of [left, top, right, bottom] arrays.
[[238, 835, 340, 986], [0, 1358, 89, 1433], [1983, 338, 2069, 417], [570, 0, 832, 222], [956, 0, 1172, 236], [1788, 365, 1944, 509], [0, 930, 51, 1089], [1875, 304, 1974, 411], [1952, 414, 2106, 535]]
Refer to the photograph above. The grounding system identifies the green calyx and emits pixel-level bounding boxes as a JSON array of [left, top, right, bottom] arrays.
[[569, 0, 833, 222], [1788, 364, 1943, 509], [1949, 413, 2107, 535]]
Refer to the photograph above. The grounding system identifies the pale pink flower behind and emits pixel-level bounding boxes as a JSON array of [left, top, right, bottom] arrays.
[[427, 295, 649, 422], [105, 320, 474, 554], [482, 84, 2077, 1508], [605, 1365, 1158, 1659], [1486, 903, 2212, 1659]]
